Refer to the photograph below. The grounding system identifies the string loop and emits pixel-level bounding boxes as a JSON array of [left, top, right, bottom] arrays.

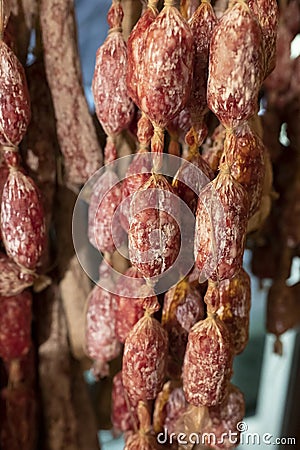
[[148, 0, 159, 13], [164, 0, 178, 7], [108, 26, 122, 35]]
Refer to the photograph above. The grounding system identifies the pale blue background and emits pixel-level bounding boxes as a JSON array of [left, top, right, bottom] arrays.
[[75, 0, 111, 108]]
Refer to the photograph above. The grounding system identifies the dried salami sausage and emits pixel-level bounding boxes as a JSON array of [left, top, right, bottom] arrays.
[[186, 0, 217, 146], [115, 266, 147, 343], [202, 384, 245, 449], [1, 169, 46, 270], [122, 299, 168, 401], [0, 291, 32, 361], [0, 41, 31, 146], [183, 315, 233, 407], [111, 371, 139, 434], [219, 124, 265, 216], [128, 174, 180, 279], [194, 172, 249, 281], [85, 263, 121, 377], [92, 1, 134, 141], [207, 1, 263, 128], [88, 170, 124, 254]]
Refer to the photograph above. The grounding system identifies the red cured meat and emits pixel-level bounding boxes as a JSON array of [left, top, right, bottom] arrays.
[[0, 158, 9, 194], [85, 270, 121, 377], [0, 291, 32, 361], [0, 41, 31, 146], [162, 278, 204, 367], [194, 172, 249, 281], [124, 402, 161, 450], [122, 306, 168, 402], [1, 169, 46, 270], [202, 384, 245, 449], [153, 381, 188, 436], [248, 0, 279, 77], [2, 148, 21, 169], [115, 266, 146, 343], [183, 316, 233, 407], [0, 159, 9, 239], [138, 4, 194, 160], [167, 108, 192, 148], [186, 1, 217, 145], [219, 124, 265, 217], [120, 150, 152, 232], [128, 174, 180, 279], [92, 2, 134, 138], [207, 2, 263, 128], [202, 123, 226, 175], [188, 1, 217, 118], [173, 152, 214, 215], [139, 5, 193, 128], [88, 170, 124, 254], [111, 371, 139, 434], [263, 22, 293, 97], [127, 7, 158, 109], [164, 386, 187, 435], [267, 280, 296, 339], [40, 0, 102, 185], [216, 269, 251, 355], [0, 252, 35, 297]]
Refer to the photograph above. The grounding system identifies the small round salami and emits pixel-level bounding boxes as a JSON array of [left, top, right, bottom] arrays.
[[1, 169, 46, 270], [0, 41, 31, 146]]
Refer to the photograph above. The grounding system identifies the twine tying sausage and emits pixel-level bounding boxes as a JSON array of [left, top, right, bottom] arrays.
[[138, 143, 150, 152], [208, 278, 219, 288], [7, 164, 19, 174], [151, 124, 164, 173], [207, 311, 217, 320], [108, 26, 122, 35], [229, 0, 250, 11], [219, 164, 231, 175], [148, 0, 159, 14], [1, 144, 19, 153], [1, 145, 20, 173], [164, 0, 178, 7], [218, 128, 233, 175], [0, 122, 20, 149]]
